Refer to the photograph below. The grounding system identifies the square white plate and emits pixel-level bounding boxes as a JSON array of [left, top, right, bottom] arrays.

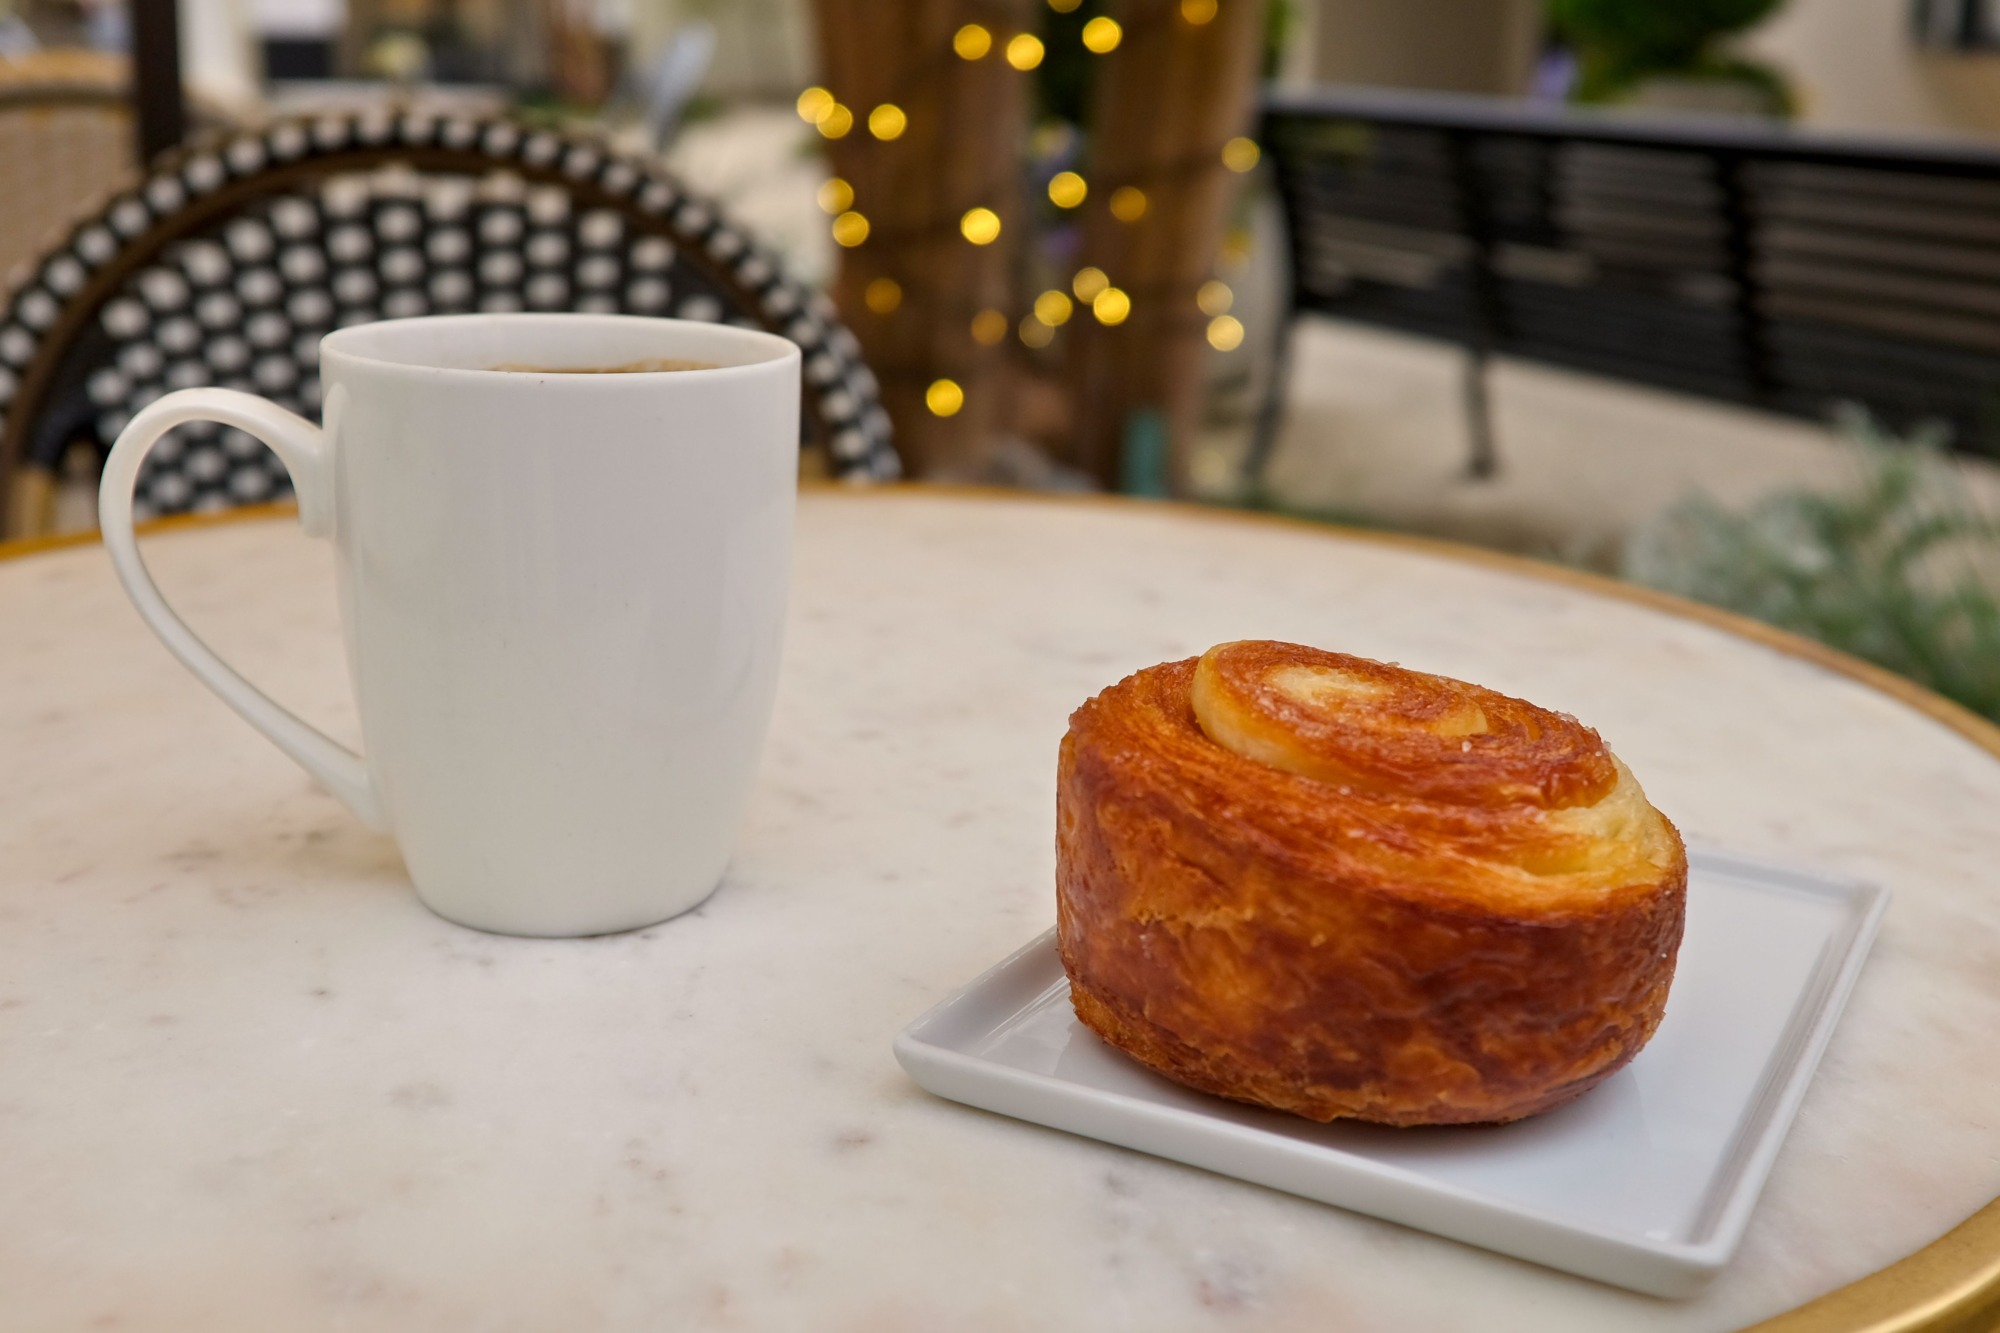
[[893, 849, 1887, 1297]]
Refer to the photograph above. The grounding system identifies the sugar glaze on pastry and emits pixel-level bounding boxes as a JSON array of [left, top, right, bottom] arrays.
[[1055, 640, 1688, 1126]]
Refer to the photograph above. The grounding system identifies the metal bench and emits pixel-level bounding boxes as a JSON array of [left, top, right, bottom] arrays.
[[1260, 85, 2000, 475]]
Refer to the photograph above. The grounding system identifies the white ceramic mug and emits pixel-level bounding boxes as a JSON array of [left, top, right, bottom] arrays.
[[99, 313, 800, 936]]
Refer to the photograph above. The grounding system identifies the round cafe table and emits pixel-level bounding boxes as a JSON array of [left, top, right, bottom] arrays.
[[2, 490, 1996, 1332]]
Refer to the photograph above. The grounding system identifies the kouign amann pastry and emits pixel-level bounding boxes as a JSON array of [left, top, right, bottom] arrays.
[[1055, 640, 1687, 1126]]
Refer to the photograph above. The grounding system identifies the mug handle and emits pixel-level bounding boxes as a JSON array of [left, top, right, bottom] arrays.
[[98, 386, 388, 831]]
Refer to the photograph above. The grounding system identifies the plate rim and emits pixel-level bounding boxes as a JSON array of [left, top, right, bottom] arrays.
[[894, 846, 1890, 1297]]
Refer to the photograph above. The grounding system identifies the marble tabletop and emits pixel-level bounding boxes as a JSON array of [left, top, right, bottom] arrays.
[[3, 490, 1998, 1332]]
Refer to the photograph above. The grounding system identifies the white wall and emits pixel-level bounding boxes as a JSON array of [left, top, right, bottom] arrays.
[[182, 0, 262, 107], [1740, 0, 2000, 138], [175, 0, 811, 109], [628, 0, 812, 102], [1305, 0, 1542, 95]]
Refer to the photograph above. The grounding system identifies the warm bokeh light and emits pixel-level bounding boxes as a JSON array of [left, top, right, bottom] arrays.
[[953, 24, 992, 59], [1082, 16, 1123, 52], [817, 177, 854, 215], [796, 87, 834, 123], [1197, 279, 1233, 316], [1048, 0, 1080, 11], [1222, 136, 1261, 172], [970, 308, 1009, 345], [864, 277, 902, 314], [1093, 287, 1131, 325], [1181, 0, 1218, 22], [1109, 186, 1148, 222], [1072, 266, 1109, 301], [1006, 33, 1045, 70], [831, 211, 870, 246], [817, 104, 854, 139], [1206, 315, 1244, 350], [960, 207, 1002, 245], [1222, 225, 1253, 263], [1034, 289, 1073, 326], [868, 104, 907, 140], [1047, 171, 1087, 209], [926, 378, 965, 416], [1019, 315, 1055, 348]]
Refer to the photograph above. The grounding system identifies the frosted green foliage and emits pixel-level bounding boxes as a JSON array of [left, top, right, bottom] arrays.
[[1625, 409, 2000, 722]]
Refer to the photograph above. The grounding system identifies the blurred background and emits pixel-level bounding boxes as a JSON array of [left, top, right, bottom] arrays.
[[2, 0, 1998, 720]]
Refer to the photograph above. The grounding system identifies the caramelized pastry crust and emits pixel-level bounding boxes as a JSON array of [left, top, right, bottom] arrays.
[[1056, 641, 1687, 1126]]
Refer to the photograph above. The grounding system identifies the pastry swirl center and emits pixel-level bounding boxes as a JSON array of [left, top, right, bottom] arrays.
[[1190, 640, 1618, 809]]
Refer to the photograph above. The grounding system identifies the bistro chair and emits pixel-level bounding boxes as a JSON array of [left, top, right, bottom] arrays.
[[0, 51, 134, 284], [0, 111, 899, 537]]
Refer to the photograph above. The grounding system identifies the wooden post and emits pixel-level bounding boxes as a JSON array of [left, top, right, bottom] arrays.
[[812, 0, 1034, 477], [1064, 0, 1265, 489], [130, 0, 187, 163], [543, 0, 616, 107]]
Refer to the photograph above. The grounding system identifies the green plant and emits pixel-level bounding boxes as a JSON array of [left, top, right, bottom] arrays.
[[1549, 0, 1792, 109], [1623, 409, 2000, 722]]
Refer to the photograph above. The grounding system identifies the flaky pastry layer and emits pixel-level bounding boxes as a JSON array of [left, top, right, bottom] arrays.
[[1056, 642, 1688, 1126]]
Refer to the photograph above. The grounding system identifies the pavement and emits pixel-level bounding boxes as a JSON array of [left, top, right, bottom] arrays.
[[1213, 316, 2000, 569]]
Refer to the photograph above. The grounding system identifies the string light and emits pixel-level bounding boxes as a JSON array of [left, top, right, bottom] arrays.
[[817, 177, 854, 214], [971, 309, 1009, 345], [810, 9, 1246, 424], [796, 87, 835, 123], [960, 207, 1002, 245], [1034, 290, 1073, 326], [831, 211, 870, 246], [1048, 171, 1087, 208], [926, 378, 965, 416], [864, 277, 901, 313], [953, 24, 992, 59], [868, 104, 907, 140], [817, 104, 854, 139], [1109, 186, 1147, 222]]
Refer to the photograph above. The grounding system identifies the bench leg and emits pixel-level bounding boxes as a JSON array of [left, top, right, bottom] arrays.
[[1243, 314, 1296, 499], [1464, 345, 1498, 479]]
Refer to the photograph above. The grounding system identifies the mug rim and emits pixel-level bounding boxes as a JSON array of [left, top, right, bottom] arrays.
[[319, 312, 802, 383]]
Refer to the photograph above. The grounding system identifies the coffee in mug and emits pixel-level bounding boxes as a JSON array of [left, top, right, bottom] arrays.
[[488, 358, 718, 373]]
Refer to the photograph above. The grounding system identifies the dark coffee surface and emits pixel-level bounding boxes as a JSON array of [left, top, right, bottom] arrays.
[[490, 358, 719, 374]]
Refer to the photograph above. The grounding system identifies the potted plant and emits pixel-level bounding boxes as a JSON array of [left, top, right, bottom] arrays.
[[1548, 0, 1794, 117]]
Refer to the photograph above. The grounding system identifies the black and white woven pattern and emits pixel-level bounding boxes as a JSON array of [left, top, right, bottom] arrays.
[[0, 114, 897, 521]]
